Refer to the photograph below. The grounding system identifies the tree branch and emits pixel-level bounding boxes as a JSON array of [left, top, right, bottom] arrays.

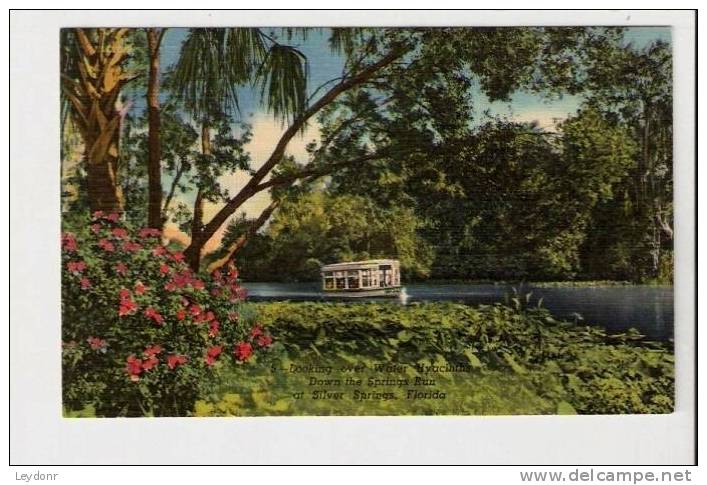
[[156, 28, 168, 51], [206, 199, 281, 273], [254, 151, 385, 193], [162, 160, 188, 218], [193, 45, 410, 249]]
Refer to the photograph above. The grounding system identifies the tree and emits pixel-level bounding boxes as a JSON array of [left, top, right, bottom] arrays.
[[229, 191, 433, 282], [61, 28, 137, 214], [174, 27, 624, 272], [118, 104, 200, 228], [582, 40, 673, 277], [145, 28, 168, 228], [169, 28, 310, 270]]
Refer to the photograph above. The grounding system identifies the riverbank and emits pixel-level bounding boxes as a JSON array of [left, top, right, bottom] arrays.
[[197, 301, 674, 416], [241, 277, 673, 287], [243, 282, 674, 341]]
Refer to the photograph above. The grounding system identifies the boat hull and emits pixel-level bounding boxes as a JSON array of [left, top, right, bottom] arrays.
[[323, 287, 402, 298]]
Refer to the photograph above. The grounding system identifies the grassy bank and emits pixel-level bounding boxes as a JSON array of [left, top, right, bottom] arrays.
[[196, 302, 674, 416]]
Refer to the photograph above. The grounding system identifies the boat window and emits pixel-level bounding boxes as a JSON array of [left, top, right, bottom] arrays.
[[361, 269, 370, 287], [346, 270, 358, 288], [324, 277, 335, 290], [336, 277, 346, 289]]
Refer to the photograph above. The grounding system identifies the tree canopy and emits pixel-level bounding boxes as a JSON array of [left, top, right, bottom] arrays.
[[61, 27, 673, 282]]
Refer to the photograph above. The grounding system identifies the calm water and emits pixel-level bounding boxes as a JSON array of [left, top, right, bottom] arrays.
[[243, 282, 674, 341]]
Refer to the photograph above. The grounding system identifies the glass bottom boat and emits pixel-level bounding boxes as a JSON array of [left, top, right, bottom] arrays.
[[320, 259, 402, 297]]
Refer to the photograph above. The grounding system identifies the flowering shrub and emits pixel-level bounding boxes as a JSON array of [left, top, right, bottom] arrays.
[[62, 212, 274, 417]]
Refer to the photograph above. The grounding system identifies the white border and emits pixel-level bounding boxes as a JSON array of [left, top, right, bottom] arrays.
[[9, 10, 696, 465]]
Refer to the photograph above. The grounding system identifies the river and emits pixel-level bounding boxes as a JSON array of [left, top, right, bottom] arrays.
[[243, 282, 674, 341]]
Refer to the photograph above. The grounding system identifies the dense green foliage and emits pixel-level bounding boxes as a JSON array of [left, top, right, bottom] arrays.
[[62, 27, 672, 282], [210, 30, 673, 283], [226, 191, 433, 281], [191, 302, 673, 416]]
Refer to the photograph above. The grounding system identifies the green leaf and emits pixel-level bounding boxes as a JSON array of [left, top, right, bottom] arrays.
[[463, 348, 483, 368], [557, 401, 577, 415]]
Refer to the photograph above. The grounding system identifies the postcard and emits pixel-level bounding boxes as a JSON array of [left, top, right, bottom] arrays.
[[59, 24, 676, 418]]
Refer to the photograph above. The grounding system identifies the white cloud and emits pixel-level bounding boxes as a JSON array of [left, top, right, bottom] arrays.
[[245, 112, 320, 166], [511, 110, 568, 131]]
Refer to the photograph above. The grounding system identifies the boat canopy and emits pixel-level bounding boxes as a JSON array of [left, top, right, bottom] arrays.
[[320, 259, 401, 291]]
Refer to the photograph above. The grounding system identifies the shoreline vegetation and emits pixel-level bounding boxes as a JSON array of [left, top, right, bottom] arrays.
[[193, 301, 674, 416], [64, 295, 674, 417]]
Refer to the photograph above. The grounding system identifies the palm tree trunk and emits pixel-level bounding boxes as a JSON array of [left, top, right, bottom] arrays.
[[62, 28, 133, 215], [146, 28, 164, 228], [83, 123, 124, 214]]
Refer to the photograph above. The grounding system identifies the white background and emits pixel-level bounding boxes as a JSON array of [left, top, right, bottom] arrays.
[[8, 9, 697, 466]]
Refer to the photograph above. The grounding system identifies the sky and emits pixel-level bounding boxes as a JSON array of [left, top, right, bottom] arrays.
[[152, 27, 672, 253]]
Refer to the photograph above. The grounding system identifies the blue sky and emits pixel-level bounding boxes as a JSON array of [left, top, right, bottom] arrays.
[[157, 26, 671, 131]]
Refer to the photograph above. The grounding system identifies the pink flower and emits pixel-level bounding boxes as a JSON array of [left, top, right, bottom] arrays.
[[208, 321, 220, 338], [115, 262, 128, 275], [189, 304, 202, 317], [134, 281, 147, 295], [119, 288, 131, 300], [61, 233, 77, 252], [92, 210, 105, 220], [141, 355, 159, 371], [167, 354, 187, 369], [90, 224, 101, 234], [125, 355, 143, 381], [87, 336, 107, 350], [251, 325, 264, 338], [153, 246, 167, 257], [144, 307, 164, 325], [118, 295, 137, 317], [80, 277, 91, 289], [159, 264, 170, 275], [170, 271, 192, 289], [257, 335, 273, 348], [106, 212, 120, 223], [139, 227, 162, 238], [98, 238, 115, 252], [176, 309, 186, 321], [205, 345, 223, 366], [226, 262, 239, 280], [111, 227, 129, 239], [234, 342, 253, 362], [122, 241, 142, 252], [172, 252, 185, 262], [143, 344, 163, 357], [66, 260, 87, 273]]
